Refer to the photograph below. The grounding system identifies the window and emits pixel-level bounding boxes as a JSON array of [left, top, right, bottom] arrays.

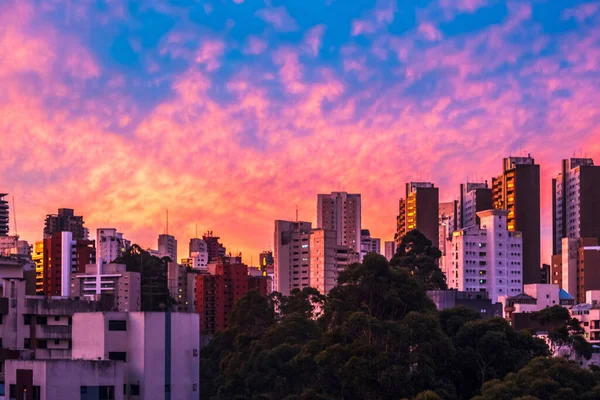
[[37, 340, 47, 349], [108, 320, 127, 331], [108, 352, 127, 362], [130, 384, 140, 395], [99, 386, 115, 400], [54, 316, 60, 322], [165, 385, 171, 393], [24, 315, 31, 325], [36, 316, 47, 325], [54, 340, 60, 345]]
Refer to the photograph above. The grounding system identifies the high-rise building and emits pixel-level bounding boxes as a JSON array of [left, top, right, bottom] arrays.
[[439, 201, 456, 279], [195, 258, 269, 335], [274, 220, 312, 295], [396, 182, 439, 246], [456, 182, 493, 230], [552, 158, 600, 255], [552, 237, 600, 304], [42, 232, 95, 297], [97, 228, 129, 265], [0, 193, 9, 236], [259, 250, 274, 272], [202, 232, 226, 261], [310, 229, 359, 296], [44, 208, 86, 240], [384, 241, 396, 261], [189, 238, 208, 257], [449, 210, 523, 303], [317, 192, 361, 253], [158, 234, 177, 261], [492, 155, 540, 284], [32, 241, 44, 295], [359, 229, 381, 261]]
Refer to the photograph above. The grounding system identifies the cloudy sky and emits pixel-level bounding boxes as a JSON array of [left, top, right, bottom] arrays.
[[1, 0, 599, 264]]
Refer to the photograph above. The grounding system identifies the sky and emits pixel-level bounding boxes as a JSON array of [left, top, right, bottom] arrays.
[[1, 0, 599, 265]]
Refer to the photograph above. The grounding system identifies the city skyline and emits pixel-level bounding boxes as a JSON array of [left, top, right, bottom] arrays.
[[1, 1, 600, 265]]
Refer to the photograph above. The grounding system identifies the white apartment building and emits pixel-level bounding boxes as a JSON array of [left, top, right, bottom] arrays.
[[181, 251, 209, 271], [359, 229, 380, 261], [274, 220, 312, 295], [97, 228, 130, 265], [439, 201, 455, 279], [317, 192, 361, 253], [72, 312, 200, 399], [310, 229, 359, 295], [449, 209, 523, 302]]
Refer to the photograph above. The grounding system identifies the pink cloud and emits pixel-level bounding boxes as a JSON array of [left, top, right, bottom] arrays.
[[418, 23, 443, 41], [256, 7, 298, 32], [195, 40, 225, 71], [304, 25, 326, 56], [563, 3, 600, 22], [244, 36, 267, 55]]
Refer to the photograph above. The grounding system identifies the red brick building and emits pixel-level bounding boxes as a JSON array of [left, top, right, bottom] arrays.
[[196, 258, 270, 335], [42, 232, 95, 296]]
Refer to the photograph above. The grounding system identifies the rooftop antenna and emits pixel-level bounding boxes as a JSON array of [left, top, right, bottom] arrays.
[[195, 223, 198, 238], [166, 209, 169, 235], [295, 205, 299, 222], [12, 196, 17, 237]]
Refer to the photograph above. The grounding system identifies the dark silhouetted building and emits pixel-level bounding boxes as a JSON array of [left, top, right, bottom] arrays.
[[44, 208, 86, 240], [492, 155, 541, 285], [396, 182, 439, 246]]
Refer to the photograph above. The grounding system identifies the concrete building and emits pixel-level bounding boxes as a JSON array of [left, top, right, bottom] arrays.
[[439, 201, 455, 279], [43, 208, 86, 240], [552, 158, 600, 256], [259, 250, 274, 274], [72, 312, 200, 399], [195, 258, 269, 335], [456, 182, 493, 230], [188, 238, 207, 256], [0, 236, 29, 257], [427, 290, 502, 319], [309, 229, 359, 296], [0, 278, 103, 364], [449, 210, 523, 303], [571, 302, 600, 344], [70, 263, 141, 312], [96, 228, 129, 265], [32, 242, 44, 295], [498, 284, 575, 322], [181, 251, 209, 272], [384, 241, 396, 261], [492, 155, 541, 285], [4, 359, 126, 400], [0, 194, 8, 236], [553, 237, 600, 304], [396, 182, 439, 247], [167, 262, 188, 312], [359, 229, 380, 261], [158, 234, 177, 262], [42, 232, 95, 297], [274, 220, 312, 295], [202, 232, 226, 262], [317, 192, 361, 253]]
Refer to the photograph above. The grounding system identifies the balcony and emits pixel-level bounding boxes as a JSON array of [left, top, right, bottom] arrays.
[[36, 324, 72, 339]]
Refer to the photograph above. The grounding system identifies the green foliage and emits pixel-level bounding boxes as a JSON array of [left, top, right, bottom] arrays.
[[390, 230, 447, 290], [113, 244, 175, 311], [199, 250, 597, 400], [532, 305, 592, 360], [474, 357, 600, 400]]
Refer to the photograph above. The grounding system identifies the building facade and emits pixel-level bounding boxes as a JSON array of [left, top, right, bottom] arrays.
[[492, 155, 541, 285], [384, 241, 396, 261], [70, 263, 141, 312], [317, 192, 361, 253], [456, 182, 493, 230], [0, 193, 8, 236], [274, 220, 312, 295], [449, 210, 523, 302], [202, 232, 226, 262], [359, 229, 380, 261], [396, 182, 439, 247], [96, 228, 129, 265], [439, 201, 455, 278], [43, 208, 86, 240], [42, 232, 95, 297], [552, 158, 600, 255], [158, 234, 177, 262], [309, 229, 359, 296], [72, 312, 200, 399], [554, 237, 600, 304]]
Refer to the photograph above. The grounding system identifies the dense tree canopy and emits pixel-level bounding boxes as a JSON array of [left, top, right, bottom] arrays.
[[199, 235, 594, 400], [113, 244, 175, 311], [390, 229, 447, 290]]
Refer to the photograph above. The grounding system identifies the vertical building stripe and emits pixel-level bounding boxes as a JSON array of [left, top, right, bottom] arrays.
[[165, 312, 171, 400]]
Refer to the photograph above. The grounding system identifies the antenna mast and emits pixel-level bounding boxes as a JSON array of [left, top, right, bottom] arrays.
[[166, 209, 169, 235], [295, 205, 298, 222]]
